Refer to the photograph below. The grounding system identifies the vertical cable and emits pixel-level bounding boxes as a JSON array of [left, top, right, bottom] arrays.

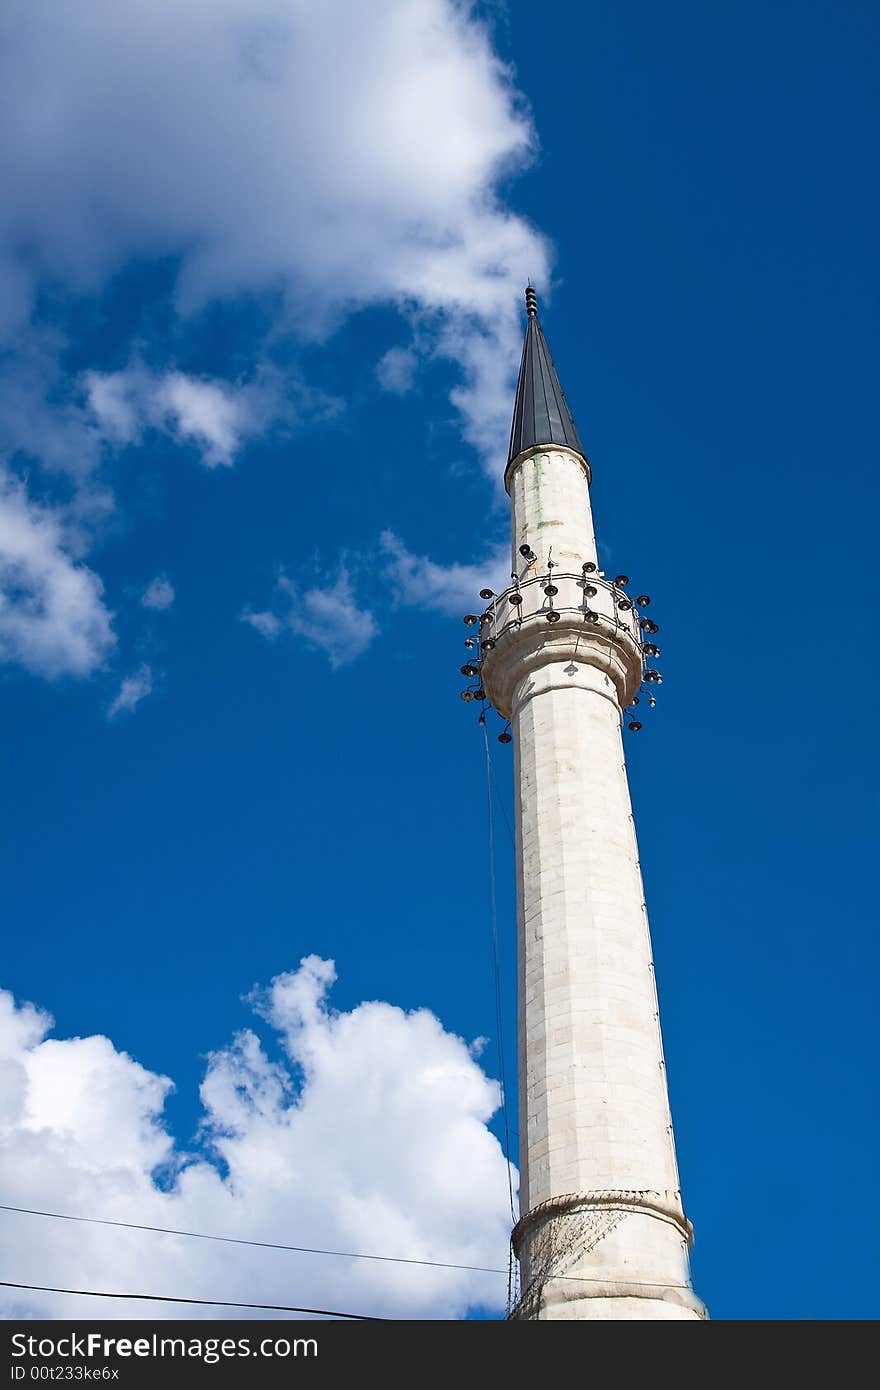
[[481, 718, 518, 1233]]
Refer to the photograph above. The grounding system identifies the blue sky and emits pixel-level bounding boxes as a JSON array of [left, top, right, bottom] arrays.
[[0, 0, 877, 1321]]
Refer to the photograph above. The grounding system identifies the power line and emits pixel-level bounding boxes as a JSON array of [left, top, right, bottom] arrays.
[[0, 1201, 697, 1295], [480, 718, 517, 1231], [479, 717, 519, 1313], [486, 755, 521, 1145], [0, 1279, 382, 1319], [0, 1203, 503, 1277], [492, 762, 517, 851]]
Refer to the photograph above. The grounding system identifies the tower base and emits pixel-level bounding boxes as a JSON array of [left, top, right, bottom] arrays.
[[511, 1193, 708, 1321]]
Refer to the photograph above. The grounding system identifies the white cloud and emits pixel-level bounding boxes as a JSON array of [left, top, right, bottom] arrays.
[[82, 370, 141, 450], [141, 576, 175, 611], [0, 327, 105, 481], [84, 367, 306, 470], [281, 573, 377, 669], [240, 608, 282, 640], [107, 664, 153, 719], [0, 0, 549, 474], [244, 532, 514, 669], [0, 1, 552, 680], [244, 569, 377, 669], [376, 346, 418, 395], [158, 375, 248, 468], [380, 529, 510, 617], [0, 468, 115, 678], [0, 958, 514, 1320]]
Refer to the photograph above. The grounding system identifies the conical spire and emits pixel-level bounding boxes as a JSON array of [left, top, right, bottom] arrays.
[[508, 287, 585, 467]]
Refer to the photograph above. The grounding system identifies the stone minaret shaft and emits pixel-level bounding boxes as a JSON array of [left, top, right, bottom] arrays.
[[480, 289, 704, 1320]]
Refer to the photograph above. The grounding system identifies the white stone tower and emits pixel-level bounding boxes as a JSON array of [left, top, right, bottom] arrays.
[[476, 288, 705, 1320]]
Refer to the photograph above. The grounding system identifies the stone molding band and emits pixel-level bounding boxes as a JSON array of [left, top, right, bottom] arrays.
[[511, 1189, 694, 1258], [481, 614, 644, 719], [541, 1278, 707, 1318]]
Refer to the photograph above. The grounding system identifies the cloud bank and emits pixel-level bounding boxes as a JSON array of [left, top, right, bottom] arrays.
[[0, 958, 514, 1320], [0, 0, 548, 455], [0, 0, 547, 683]]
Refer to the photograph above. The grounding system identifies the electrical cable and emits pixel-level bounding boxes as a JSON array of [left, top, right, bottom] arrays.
[[491, 764, 517, 852], [0, 1279, 382, 1319], [0, 1204, 501, 1277], [479, 716, 519, 1313], [0, 1203, 696, 1293], [480, 718, 517, 1234]]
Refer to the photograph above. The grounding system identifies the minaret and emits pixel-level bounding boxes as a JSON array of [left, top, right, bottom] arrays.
[[477, 288, 705, 1320]]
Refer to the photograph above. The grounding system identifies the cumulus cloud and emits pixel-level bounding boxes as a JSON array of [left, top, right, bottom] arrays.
[[141, 576, 175, 611], [0, 958, 514, 1320], [107, 664, 153, 719], [0, 0, 548, 469], [380, 529, 510, 616], [159, 375, 251, 468], [0, 469, 115, 678], [243, 569, 377, 669], [0, 0, 550, 681]]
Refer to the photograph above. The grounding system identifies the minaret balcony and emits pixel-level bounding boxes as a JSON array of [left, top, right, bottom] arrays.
[[478, 571, 646, 719]]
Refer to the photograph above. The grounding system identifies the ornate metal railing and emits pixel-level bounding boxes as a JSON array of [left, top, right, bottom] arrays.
[[459, 563, 663, 737]]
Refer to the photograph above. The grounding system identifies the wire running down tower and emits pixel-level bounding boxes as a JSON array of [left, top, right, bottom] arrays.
[[467, 289, 706, 1321]]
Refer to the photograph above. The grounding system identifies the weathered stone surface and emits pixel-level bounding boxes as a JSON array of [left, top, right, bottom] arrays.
[[483, 444, 704, 1320]]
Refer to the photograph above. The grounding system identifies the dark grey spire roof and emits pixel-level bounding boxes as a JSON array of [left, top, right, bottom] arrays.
[[507, 287, 585, 468]]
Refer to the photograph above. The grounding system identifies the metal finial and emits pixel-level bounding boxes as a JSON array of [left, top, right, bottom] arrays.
[[525, 285, 538, 317]]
